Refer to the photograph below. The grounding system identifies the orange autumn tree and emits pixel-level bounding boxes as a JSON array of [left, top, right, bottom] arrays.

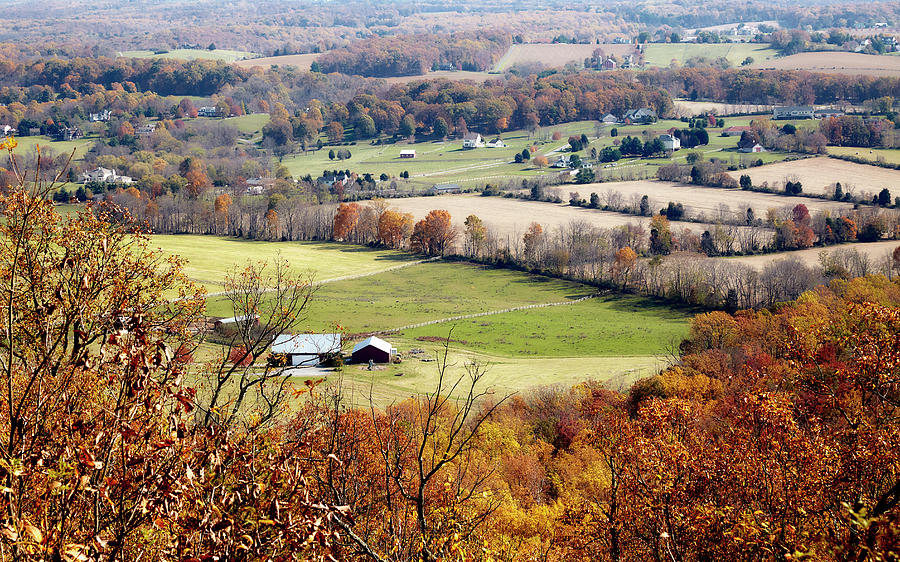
[[0, 137, 348, 559], [410, 209, 456, 255], [332, 202, 360, 241], [377, 209, 413, 248]]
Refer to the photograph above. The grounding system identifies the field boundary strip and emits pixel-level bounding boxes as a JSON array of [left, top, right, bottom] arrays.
[[359, 293, 599, 337]]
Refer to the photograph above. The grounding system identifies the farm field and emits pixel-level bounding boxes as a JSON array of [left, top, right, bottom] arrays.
[[120, 48, 258, 62], [567, 180, 853, 222], [751, 51, 900, 76], [726, 157, 900, 198], [232, 53, 322, 70], [724, 241, 900, 270], [12, 135, 94, 163], [148, 235, 418, 292], [385, 194, 766, 239], [642, 42, 778, 67], [673, 100, 773, 117], [208, 260, 600, 334], [492, 43, 634, 71], [827, 146, 900, 165], [195, 256, 691, 405]]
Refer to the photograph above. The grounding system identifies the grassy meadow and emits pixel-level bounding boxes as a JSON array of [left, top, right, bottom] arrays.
[[151, 235, 691, 404], [149, 235, 419, 292], [642, 43, 779, 67]]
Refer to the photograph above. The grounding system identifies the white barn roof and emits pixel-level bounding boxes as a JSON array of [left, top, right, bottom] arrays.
[[272, 333, 341, 355], [216, 314, 259, 325], [352, 336, 394, 354]]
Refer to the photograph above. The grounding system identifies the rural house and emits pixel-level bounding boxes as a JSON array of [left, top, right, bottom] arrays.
[[198, 106, 220, 117], [271, 333, 341, 367], [815, 108, 845, 119], [551, 155, 571, 168], [399, 149, 416, 158], [658, 134, 681, 151], [81, 167, 133, 185], [738, 139, 764, 153], [623, 108, 656, 123], [351, 336, 396, 364], [773, 106, 814, 119], [600, 57, 617, 71], [89, 110, 111, 122], [55, 127, 83, 141], [486, 138, 507, 148], [722, 125, 752, 136], [135, 123, 157, 135], [601, 113, 619, 124], [462, 133, 484, 149]]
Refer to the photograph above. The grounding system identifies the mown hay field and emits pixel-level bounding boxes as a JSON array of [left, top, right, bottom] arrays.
[[751, 51, 900, 76], [725, 157, 900, 198]]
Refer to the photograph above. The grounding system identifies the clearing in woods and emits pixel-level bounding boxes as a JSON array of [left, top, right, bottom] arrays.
[[492, 43, 635, 71], [751, 51, 900, 76], [725, 157, 900, 198], [232, 53, 322, 71], [119, 48, 259, 62]]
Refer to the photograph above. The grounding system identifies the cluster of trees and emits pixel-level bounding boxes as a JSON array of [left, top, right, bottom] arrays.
[[257, 73, 675, 153], [641, 66, 900, 106], [819, 114, 897, 148], [316, 32, 510, 77]]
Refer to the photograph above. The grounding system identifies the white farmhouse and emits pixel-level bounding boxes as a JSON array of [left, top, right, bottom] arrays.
[[659, 134, 681, 151], [462, 133, 484, 149], [81, 167, 133, 185]]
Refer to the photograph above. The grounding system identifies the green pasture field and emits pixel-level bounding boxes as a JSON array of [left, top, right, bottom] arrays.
[[203, 260, 597, 329], [119, 48, 259, 62], [827, 146, 900, 165], [12, 135, 95, 163], [223, 114, 269, 136], [191, 254, 691, 406], [148, 235, 419, 292], [402, 294, 690, 357], [642, 43, 779, 68]]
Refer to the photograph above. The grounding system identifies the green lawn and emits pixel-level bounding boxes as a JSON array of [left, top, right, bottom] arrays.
[[149, 235, 419, 292], [643, 43, 779, 67], [120, 48, 259, 62]]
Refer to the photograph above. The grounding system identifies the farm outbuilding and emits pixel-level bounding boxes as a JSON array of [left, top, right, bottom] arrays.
[[271, 333, 341, 367], [351, 336, 396, 364], [400, 149, 416, 158]]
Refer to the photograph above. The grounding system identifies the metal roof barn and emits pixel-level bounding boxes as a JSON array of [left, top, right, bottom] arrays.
[[271, 333, 341, 367]]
